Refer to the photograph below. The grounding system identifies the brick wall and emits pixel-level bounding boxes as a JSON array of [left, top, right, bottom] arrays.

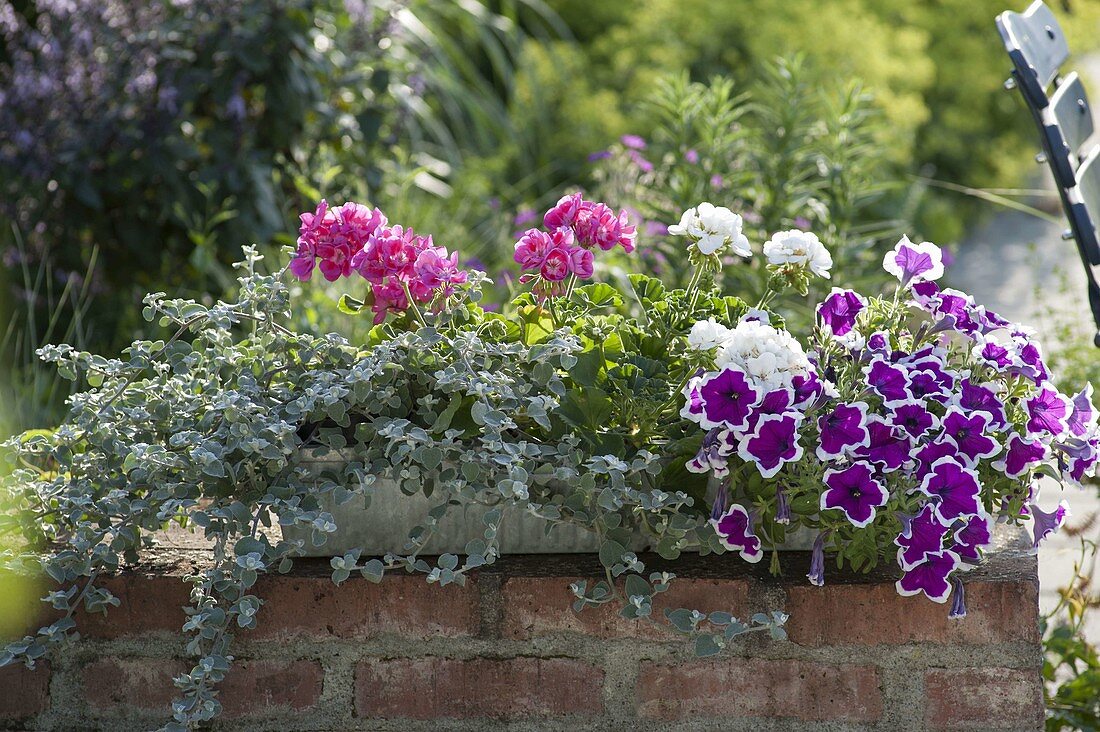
[[1, 529, 1043, 731]]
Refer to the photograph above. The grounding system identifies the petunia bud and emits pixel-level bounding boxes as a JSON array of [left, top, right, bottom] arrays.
[[948, 577, 966, 619], [807, 531, 828, 586]]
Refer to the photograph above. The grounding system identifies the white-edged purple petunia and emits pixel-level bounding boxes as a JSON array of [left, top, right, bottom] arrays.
[[895, 504, 951, 570], [941, 408, 1001, 462], [864, 358, 911, 406], [855, 418, 911, 473], [993, 433, 1048, 478], [891, 402, 938, 440], [815, 401, 871, 461], [738, 413, 804, 478], [895, 549, 959, 603], [882, 235, 944, 287], [1025, 384, 1072, 438], [952, 513, 994, 566], [817, 288, 867, 337], [955, 379, 1009, 431], [710, 503, 764, 563], [917, 457, 983, 523], [820, 462, 889, 528], [1067, 384, 1097, 438], [696, 367, 762, 431], [1029, 499, 1070, 552]]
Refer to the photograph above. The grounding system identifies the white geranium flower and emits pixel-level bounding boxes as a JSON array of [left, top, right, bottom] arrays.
[[713, 320, 811, 391], [762, 230, 832, 278], [687, 318, 732, 351], [668, 202, 751, 257]]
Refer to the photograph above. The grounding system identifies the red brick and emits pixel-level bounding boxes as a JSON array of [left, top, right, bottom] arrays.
[[637, 658, 881, 722], [74, 574, 192, 638], [355, 657, 604, 719], [924, 667, 1043, 729], [0, 663, 49, 720], [501, 576, 749, 640], [252, 575, 479, 639], [83, 657, 323, 718], [786, 580, 1039, 647]]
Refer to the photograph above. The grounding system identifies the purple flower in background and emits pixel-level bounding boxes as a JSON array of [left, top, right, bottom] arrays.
[[864, 359, 911, 405], [1026, 385, 1071, 437], [1067, 384, 1097, 437], [948, 577, 967, 618], [882, 235, 944, 287], [941, 408, 1001, 462], [739, 413, 804, 478], [892, 402, 938, 439], [821, 462, 889, 528], [855, 418, 911, 472], [710, 174, 724, 188], [645, 220, 669, 237], [711, 504, 763, 563], [628, 150, 654, 172], [684, 148, 700, 164], [808, 531, 829, 586], [817, 288, 866, 337], [621, 134, 647, 149], [895, 504, 951, 569], [816, 402, 870, 460], [918, 458, 983, 523], [793, 216, 812, 231], [994, 433, 1047, 478], [698, 367, 761, 430], [1030, 499, 1070, 551], [896, 550, 959, 603], [587, 150, 612, 162], [513, 208, 539, 227], [953, 513, 994, 565]]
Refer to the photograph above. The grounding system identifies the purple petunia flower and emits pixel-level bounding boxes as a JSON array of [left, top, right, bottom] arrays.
[[775, 485, 791, 524], [680, 372, 705, 421], [882, 235, 944, 287], [891, 402, 938, 439], [948, 577, 967, 618], [955, 379, 1009, 431], [820, 462, 889, 528], [906, 367, 954, 404], [791, 372, 828, 409], [1067, 384, 1097, 438], [687, 427, 732, 478], [697, 367, 761, 431], [952, 513, 994, 565], [993, 433, 1047, 478], [1029, 499, 1070, 552], [864, 359, 911, 405], [738, 413, 804, 479], [917, 458, 983, 523], [711, 504, 763, 563], [817, 288, 866, 337], [815, 402, 871, 461], [743, 388, 795, 435], [855, 418, 911, 472], [808, 531, 828, 586], [915, 440, 972, 482], [941, 408, 1001, 462], [896, 550, 959, 603], [1026, 385, 1071, 437], [895, 504, 951, 569]]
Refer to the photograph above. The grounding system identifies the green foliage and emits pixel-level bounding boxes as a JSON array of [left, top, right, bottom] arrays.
[[544, 0, 1100, 241], [591, 65, 904, 329], [0, 249, 784, 727]]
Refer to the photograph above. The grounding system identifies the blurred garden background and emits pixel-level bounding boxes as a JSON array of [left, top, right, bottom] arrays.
[[2, 1, 1100, 726]]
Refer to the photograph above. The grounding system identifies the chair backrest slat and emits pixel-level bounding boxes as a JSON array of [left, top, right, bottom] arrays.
[[1043, 72, 1095, 187], [996, 0, 1069, 107], [1071, 145, 1100, 266]]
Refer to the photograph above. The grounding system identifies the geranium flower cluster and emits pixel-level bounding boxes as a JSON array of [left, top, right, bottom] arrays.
[[683, 227, 1094, 615], [514, 192, 636, 298], [289, 200, 469, 324]]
